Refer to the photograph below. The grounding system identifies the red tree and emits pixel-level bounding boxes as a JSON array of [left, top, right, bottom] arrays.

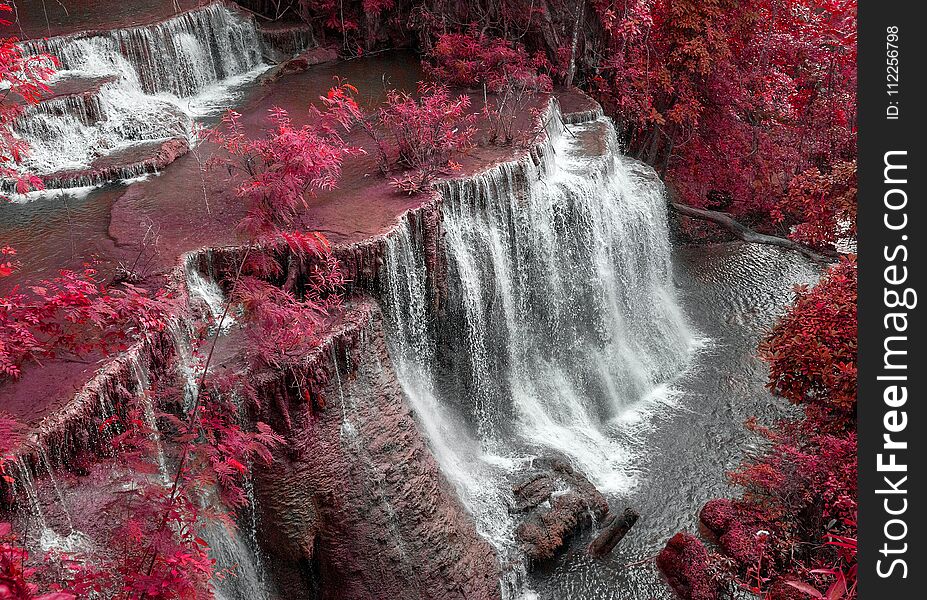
[[322, 80, 476, 193], [423, 30, 553, 145], [761, 257, 857, 430], [589, 0, 856, 244]]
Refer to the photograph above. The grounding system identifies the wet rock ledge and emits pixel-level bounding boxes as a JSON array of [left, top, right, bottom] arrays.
[[3, 88, 607, 600]]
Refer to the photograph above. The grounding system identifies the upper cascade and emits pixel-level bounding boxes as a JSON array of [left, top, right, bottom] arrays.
[[9, 2, 277, 190]]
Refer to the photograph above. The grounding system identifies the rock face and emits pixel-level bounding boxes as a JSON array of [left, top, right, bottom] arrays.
[[253, 305, 501, 600], [512, 457, 609, 565]]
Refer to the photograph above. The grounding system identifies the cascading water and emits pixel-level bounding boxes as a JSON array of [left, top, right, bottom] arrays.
[[381, 102, 695, 595], [13, 454, 91, 554], [203, 519, 276, 600], [185, 252, 238, 330], [11, 3, 276, 186]]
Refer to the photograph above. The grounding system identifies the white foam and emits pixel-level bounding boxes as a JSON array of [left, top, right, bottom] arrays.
[[12, 4, 270, 184], [381, 105, 698, 594]]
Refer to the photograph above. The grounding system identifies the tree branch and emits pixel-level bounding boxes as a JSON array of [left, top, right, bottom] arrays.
[[670, 202, 837, 263]]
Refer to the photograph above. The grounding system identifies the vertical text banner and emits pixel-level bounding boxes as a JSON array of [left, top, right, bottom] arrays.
[[859, 1, 924, 597]]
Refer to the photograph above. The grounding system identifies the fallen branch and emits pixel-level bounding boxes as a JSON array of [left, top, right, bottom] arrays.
[[588, 507, 640, 558], [670, 202, 837, 263]]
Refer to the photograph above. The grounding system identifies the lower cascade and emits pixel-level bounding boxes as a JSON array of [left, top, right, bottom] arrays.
[[382, 103, 696, 594]]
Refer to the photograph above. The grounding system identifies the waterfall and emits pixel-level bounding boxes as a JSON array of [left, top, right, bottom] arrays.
[[381, 103, 695, 593], [184, 253, 237, 331], [13, 456, 89, 554], [202, 519, 276, 600], [10, 3, 274, 187]]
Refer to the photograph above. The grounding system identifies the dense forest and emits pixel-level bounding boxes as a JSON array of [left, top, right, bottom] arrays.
[[0, 1, 856, 599]]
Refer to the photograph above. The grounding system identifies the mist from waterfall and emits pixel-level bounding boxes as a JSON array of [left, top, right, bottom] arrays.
[[381, 104, 695, 593]]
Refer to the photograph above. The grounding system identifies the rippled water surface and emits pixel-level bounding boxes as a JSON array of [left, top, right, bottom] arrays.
[[531, 241, 820, 599]]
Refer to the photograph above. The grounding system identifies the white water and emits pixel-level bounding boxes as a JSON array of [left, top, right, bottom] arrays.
[[13, 455, 90, 554], [184, 253, 237, 330], [12, 3, 270, 185], [202, 518, 275, 600], [381, 104, 695, 595]]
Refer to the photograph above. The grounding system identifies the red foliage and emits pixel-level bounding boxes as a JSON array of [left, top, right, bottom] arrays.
[[761, 256, 857, 430], [207, 90, 359, 366], [1, 72, 352, 596], [424, 29, 552, 93], [589, 0, 857, 239], [423, 30, 552, 145], [293, 0, 394, 41], [657, 532, 722, 600], [774, 161, 857, 252], [21, 377, 285, 599], [207, 103, 362, 244], [709, 422, 857, 597], [234, 233, 346, 367], [676, 259, 858, 600], [0, 3, 171, 383], [0, 263, 174, 380], [1, 522, 74, 599], [379, 82, 475, 191], [45, 92, 360, 595], [323, 81, 476, 193], [0, 2, 56, 195]]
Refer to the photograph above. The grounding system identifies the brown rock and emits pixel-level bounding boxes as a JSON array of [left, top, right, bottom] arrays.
[[252, 306, 501, 600], [261, 46, 340, 85], [512, 456, 609, 565]]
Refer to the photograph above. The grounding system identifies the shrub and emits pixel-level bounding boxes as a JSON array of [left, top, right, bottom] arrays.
[[424, 30, 553, 145], [322, 81, 476, 193], [761, 256, 857, 431]]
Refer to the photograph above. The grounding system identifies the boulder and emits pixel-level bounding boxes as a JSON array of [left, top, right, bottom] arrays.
[[656, 532, 721, 600], [261, 46, 340, 85], [512, 457, 609, 565]]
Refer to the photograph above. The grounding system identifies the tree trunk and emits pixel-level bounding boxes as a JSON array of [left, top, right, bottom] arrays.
[[588, 508, 640, 558], [670, 202, 838, 263]]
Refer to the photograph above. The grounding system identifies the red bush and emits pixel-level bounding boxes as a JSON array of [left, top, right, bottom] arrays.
[[775, 161, 857, 252], [424, 29, 552, 93], [323, 81, 476, 193], [424, 30, 552, 145], [761, 256, 857, 431], [657, 533, 721, 600], [673, 259, 858, 600]]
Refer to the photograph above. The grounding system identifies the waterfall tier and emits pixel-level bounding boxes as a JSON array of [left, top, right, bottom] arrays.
[[8, 2, 307, 191], [382, 99, 694, 593], [5, 86, 691, 599]]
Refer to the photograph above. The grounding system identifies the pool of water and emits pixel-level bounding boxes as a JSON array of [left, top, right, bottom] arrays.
[[530, 241, 820, 599]]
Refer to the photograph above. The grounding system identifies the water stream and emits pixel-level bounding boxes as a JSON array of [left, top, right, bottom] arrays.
[[381, 109, 700, 597], [14, 3, 270, 181], [532, 242, 819, 599]]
